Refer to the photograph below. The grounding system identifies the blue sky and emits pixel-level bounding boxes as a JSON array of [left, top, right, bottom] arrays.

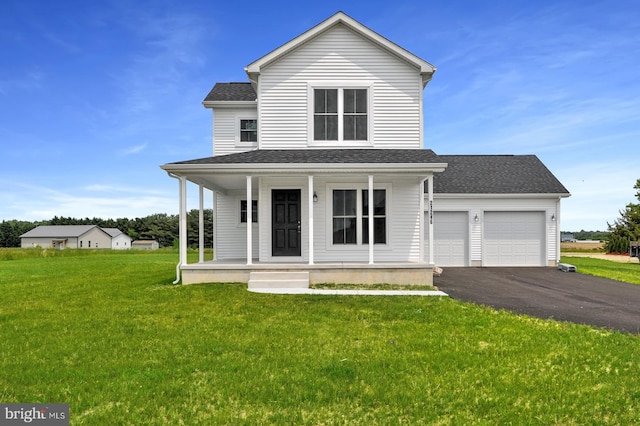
[[1, 0, 639, 231]]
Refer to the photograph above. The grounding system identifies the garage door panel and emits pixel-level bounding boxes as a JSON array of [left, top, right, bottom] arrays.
[[427, 211, 468, 266], [484, 212, 544, 266]]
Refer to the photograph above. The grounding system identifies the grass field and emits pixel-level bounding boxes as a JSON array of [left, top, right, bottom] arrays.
[[560, 241, 605, 251], [1, 249, 639, 425], [561, 255, 640, 285]]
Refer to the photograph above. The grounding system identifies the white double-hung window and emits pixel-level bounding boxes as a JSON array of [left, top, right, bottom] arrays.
[[329, 185, 388, 247], [311, 84, 371, 145], [239, 119, 257, 142]]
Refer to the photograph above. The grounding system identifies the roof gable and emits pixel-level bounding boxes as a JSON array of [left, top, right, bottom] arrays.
[[434, 155, 570, 195], [245, 11, 436, 87]]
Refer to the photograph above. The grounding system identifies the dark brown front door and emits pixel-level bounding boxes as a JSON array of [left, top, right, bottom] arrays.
[[272, 189, 301, 256]]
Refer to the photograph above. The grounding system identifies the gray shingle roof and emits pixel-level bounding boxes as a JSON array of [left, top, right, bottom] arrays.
[[168, 149, 442, 165], [203, 82, 256, 102], [20, 225, 100, 238], [433, 155, 570, 194], [102, 228, 124, 237]]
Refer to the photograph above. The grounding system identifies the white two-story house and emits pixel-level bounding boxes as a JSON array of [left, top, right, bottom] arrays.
[[161, 12, 569, 286]]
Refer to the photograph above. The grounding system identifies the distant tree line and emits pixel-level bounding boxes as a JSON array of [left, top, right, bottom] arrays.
[[561, 230, 610, 241], [0, 210, 214, 248]]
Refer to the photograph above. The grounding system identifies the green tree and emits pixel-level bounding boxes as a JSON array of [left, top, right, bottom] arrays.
[[0, 220, 37, 247], [605, 178, 640, 253], [187, 209, 214, 248]]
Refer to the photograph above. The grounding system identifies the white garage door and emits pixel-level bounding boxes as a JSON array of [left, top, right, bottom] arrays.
[[426, 211, 468, 266], [484, 211, 545, 266]]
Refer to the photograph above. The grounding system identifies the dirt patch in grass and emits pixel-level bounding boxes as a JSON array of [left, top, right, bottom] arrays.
[[563, 252, 639, 264]]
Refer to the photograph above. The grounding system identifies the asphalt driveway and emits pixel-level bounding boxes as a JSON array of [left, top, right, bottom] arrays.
[[434, 267, 640, 334]]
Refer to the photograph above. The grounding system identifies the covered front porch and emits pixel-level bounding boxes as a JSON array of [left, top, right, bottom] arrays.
[[161, 149, 447, 286]]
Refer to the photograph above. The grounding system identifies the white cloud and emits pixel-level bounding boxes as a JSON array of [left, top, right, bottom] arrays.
[[0, 69, 44, 95], [0, 179, 180, 221], [120, 143, 148, 155], [555, 163, 638, 231]]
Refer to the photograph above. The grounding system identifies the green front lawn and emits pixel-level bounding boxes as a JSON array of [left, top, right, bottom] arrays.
[[1, 249, 639, 424], [562, 255, 640, 285]]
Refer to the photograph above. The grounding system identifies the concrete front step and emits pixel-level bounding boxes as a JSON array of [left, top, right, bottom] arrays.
[[248, 271, 310, 289]]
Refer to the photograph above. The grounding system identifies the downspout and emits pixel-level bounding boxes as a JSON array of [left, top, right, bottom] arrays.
[[556, 197, 562, 265], [166, 172, 186, 284]]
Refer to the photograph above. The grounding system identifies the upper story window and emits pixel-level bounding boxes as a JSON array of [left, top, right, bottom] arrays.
[[343, 89, 367, 140], [312, 87, 369, 144], [240, 119, 257, 142], [314, 89, 338, 141]]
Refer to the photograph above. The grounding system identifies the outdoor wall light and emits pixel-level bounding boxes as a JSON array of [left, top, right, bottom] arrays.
[[551, 214, 556, 221], [313, 192, 318, 202], [474, 214, 479, 222]]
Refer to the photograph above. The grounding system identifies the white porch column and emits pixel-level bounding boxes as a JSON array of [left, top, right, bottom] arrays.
[[308, 175, 314, 265], [198, 185, 204, 263], [179, 176, 188, 267], [368, 175, 374, 264], [246, 176, 253, 266], [427, 176, 434, 265], [212, 191, 217, 261]]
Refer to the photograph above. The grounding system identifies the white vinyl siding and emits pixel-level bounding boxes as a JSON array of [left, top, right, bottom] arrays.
[[212, 107, 258, 155], [224, 177, 423, 263], [215, 193, 259, 260], [257, 24, 422, 149]]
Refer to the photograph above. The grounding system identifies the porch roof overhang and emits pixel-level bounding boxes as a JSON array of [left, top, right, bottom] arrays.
[[161, 149, 448, 194]]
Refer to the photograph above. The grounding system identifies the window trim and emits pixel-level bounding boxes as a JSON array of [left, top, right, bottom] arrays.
[[325, 183, 390, 251], [240, 199, 258, 224], [362, 188, 387, 245], [308, 82, 373, 147], [236, 117, 258, 147]]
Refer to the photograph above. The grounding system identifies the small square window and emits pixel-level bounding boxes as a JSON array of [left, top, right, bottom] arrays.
[[240, 119, 257, 142], [241, 200, 258, 223]]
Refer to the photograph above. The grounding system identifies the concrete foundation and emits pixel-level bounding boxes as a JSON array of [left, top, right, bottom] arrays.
[[180, 262, 434, 286]]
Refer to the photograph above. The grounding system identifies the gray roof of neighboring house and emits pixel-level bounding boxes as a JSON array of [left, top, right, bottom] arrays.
[[102, 228, 128, 238], [20, 225, 101, 238], [433, 155, 570, 194], [203, 82, 256, 102], [167, 149, 442, 165]]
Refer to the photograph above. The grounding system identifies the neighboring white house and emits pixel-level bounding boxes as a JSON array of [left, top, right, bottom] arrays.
[[103, 228, 133, 250], [161, 12, 570, 285], [20, 225, 114, 249], [132, 240, 159, 250]]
